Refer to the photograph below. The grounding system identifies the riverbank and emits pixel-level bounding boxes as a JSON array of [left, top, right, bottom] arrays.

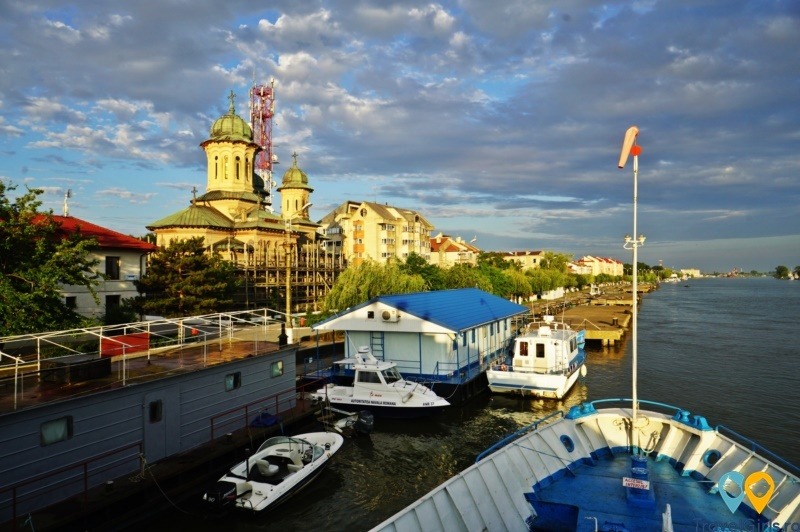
[[524, 282, 656, 346]]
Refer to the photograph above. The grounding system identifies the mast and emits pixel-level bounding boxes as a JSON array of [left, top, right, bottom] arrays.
[[619, 126, 645, 453]]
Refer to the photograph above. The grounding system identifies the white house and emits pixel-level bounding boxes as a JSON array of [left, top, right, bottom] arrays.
[[312, 288, 529, 403]]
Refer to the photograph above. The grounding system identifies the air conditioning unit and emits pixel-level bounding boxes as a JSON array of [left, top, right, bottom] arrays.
[[381, 309, 400, 322]]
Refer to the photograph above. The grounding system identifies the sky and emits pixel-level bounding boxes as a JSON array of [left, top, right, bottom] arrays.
[[1, 1, 798, 274]]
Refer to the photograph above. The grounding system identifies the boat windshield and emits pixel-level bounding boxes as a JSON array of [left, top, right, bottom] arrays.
[[256, 435, 305, 453], [381, 367, 402, 384]]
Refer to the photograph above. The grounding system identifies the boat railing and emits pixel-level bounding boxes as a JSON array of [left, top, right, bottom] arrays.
[[716, 424, 800, 477], [475, 410, 566, 463], [582, 398, 800, 477]]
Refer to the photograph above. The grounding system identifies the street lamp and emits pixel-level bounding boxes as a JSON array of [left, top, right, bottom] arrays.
[[618, 126, 644, 454], [284, 202, 312, 344]]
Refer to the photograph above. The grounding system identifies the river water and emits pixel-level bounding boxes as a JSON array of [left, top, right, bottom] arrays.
[[153, 277, 799, 531]]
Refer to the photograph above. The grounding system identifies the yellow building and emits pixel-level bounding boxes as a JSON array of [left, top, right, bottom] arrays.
[[148, 92, 318, 265], [147, 92, 341, 312], [503, 250, 543, 269], [429, 233, 479, 267], [319, 201, 433, 266]]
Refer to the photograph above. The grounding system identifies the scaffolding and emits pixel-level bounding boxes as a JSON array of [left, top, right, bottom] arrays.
[[233, 244, 346, 314]]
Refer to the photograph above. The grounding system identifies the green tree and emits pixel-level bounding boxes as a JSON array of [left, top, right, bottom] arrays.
[[0, 182, 100, 336], [477, 252, 512, 269], [774, 265, 789, 279], [324, 260, 426, 311], [441, 264, 493, 292], [132, 237, 238, 317], [505, 269, 532, 302], [400, 252, 444, 290], [539, 251, 572, 272]]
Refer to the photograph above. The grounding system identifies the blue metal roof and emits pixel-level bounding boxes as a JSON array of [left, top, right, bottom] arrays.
[[368, 288, 528, 332]]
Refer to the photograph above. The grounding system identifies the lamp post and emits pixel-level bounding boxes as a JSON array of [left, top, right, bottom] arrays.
[[618, 126, 644, 454], [284, 202, 312, 344]]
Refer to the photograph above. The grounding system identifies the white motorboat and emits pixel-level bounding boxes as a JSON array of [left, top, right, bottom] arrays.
[[370, 127, 800, 531], [310, 346, 450, 418], [202, 432, 344, 513], [486, 316, 586, 399]]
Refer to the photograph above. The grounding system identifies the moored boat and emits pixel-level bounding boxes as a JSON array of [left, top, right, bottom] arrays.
[[202, 431, 344, 513], [369, 127, 800, 531], [486, 316, 586, 399], [309, 346, 450, 418]]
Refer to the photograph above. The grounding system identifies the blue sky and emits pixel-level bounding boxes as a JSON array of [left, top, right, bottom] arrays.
[[1, 1, 798, 273]]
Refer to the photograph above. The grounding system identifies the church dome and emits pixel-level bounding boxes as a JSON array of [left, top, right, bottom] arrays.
[[278, 152, 313, 191], [209, 91, 252, 142]]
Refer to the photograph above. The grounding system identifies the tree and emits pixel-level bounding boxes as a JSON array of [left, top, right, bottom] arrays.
[[505, 269, 532, 303], [774, 265, 789, 279], [440, 264, 493, 292], [400, 252, 444, 290], [0, 182, 100, 336], [538, 251, 572, 272], [132, 237, 238, 317], [323, 260, 426, 311]]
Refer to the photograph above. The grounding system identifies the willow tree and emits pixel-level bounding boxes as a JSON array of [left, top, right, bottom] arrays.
[[0, 182, 100, 335], [505, 269, 533, 303], [323, 260, 426, 311]]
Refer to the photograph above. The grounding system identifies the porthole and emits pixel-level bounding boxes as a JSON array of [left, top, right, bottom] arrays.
[[702, 449, 721, 468], [560, 435, 575, 453]]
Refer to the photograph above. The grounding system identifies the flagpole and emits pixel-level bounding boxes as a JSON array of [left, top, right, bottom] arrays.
[[619, 126, 644, 454]]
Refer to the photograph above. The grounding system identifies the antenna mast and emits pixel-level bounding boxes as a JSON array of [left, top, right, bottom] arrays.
[[250, 78, 277, 211], [619, 126, 645, 454]]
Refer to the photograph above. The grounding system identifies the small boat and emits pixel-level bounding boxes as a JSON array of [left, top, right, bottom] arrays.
[[310, 346, 450, 418], [486, 316, 586, 399], [370, 127, 800, 531], [202, 432, 344, 513]]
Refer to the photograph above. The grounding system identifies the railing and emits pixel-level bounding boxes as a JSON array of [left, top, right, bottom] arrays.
[[0, 441, 143, 530], [475, 410, 566, 463], [208, 377, 327, 442]]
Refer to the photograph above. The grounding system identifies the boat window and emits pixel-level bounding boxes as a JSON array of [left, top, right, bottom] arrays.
[[357, 371, 382, 384], [536, 343, 545, 358], [225, 372, 241, 391], [41, 416, 73, 446], [519, 342, 528, 357], [271, 360, 284, 378], [382, 367, 402, 384]]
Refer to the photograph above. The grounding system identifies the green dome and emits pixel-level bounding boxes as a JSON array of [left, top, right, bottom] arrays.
[[278, 152, 313, 191], [209, 90, 252, 142]]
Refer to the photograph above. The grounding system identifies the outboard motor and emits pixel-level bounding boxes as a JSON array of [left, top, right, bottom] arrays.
[[354, 410, 375, 435], [203, 480, 238, 510]]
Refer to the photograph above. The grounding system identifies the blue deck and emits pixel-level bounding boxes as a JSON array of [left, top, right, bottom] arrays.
[[529, 454, 767, 531]]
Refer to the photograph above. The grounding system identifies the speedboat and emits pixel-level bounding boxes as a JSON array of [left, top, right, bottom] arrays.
[[486, 316, 586, 399], [310, 346, 450, 418], [369, 127, 800, 531], [202, 432, 344, 513]]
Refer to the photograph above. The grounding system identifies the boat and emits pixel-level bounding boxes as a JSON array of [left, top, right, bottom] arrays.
[[202, 431, 344, 513], [486, 315, 586, 399], [370, 127, 800, 531], [309, 346, 450, 418]]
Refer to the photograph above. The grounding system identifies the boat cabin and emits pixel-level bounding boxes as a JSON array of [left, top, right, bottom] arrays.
[[513, 325, 580, 374]]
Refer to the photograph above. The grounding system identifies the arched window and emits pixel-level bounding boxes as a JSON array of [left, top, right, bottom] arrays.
[[235, 156, 240, 179], [223, 156, 228, 179], [214, 156, 218, 179]]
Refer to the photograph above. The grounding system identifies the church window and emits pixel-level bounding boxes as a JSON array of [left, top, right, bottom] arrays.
[[214, 156, 218, 179], [224, 156, 228, 179], [235, 156, 240, 179]]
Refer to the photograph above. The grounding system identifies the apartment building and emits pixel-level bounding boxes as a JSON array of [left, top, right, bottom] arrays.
[[429, 233, 479, 267], [502, 250, 544, 269], [319, 201, 433, 265]]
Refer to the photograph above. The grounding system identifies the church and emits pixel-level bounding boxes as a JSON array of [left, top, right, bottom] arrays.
[[147, 91, 342, 312]]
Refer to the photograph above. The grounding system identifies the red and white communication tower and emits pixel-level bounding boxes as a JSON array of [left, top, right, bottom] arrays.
[[250, 79, 277, 209]]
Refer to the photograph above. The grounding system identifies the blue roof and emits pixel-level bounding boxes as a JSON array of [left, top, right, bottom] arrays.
[[360, 288, 528, 332]]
